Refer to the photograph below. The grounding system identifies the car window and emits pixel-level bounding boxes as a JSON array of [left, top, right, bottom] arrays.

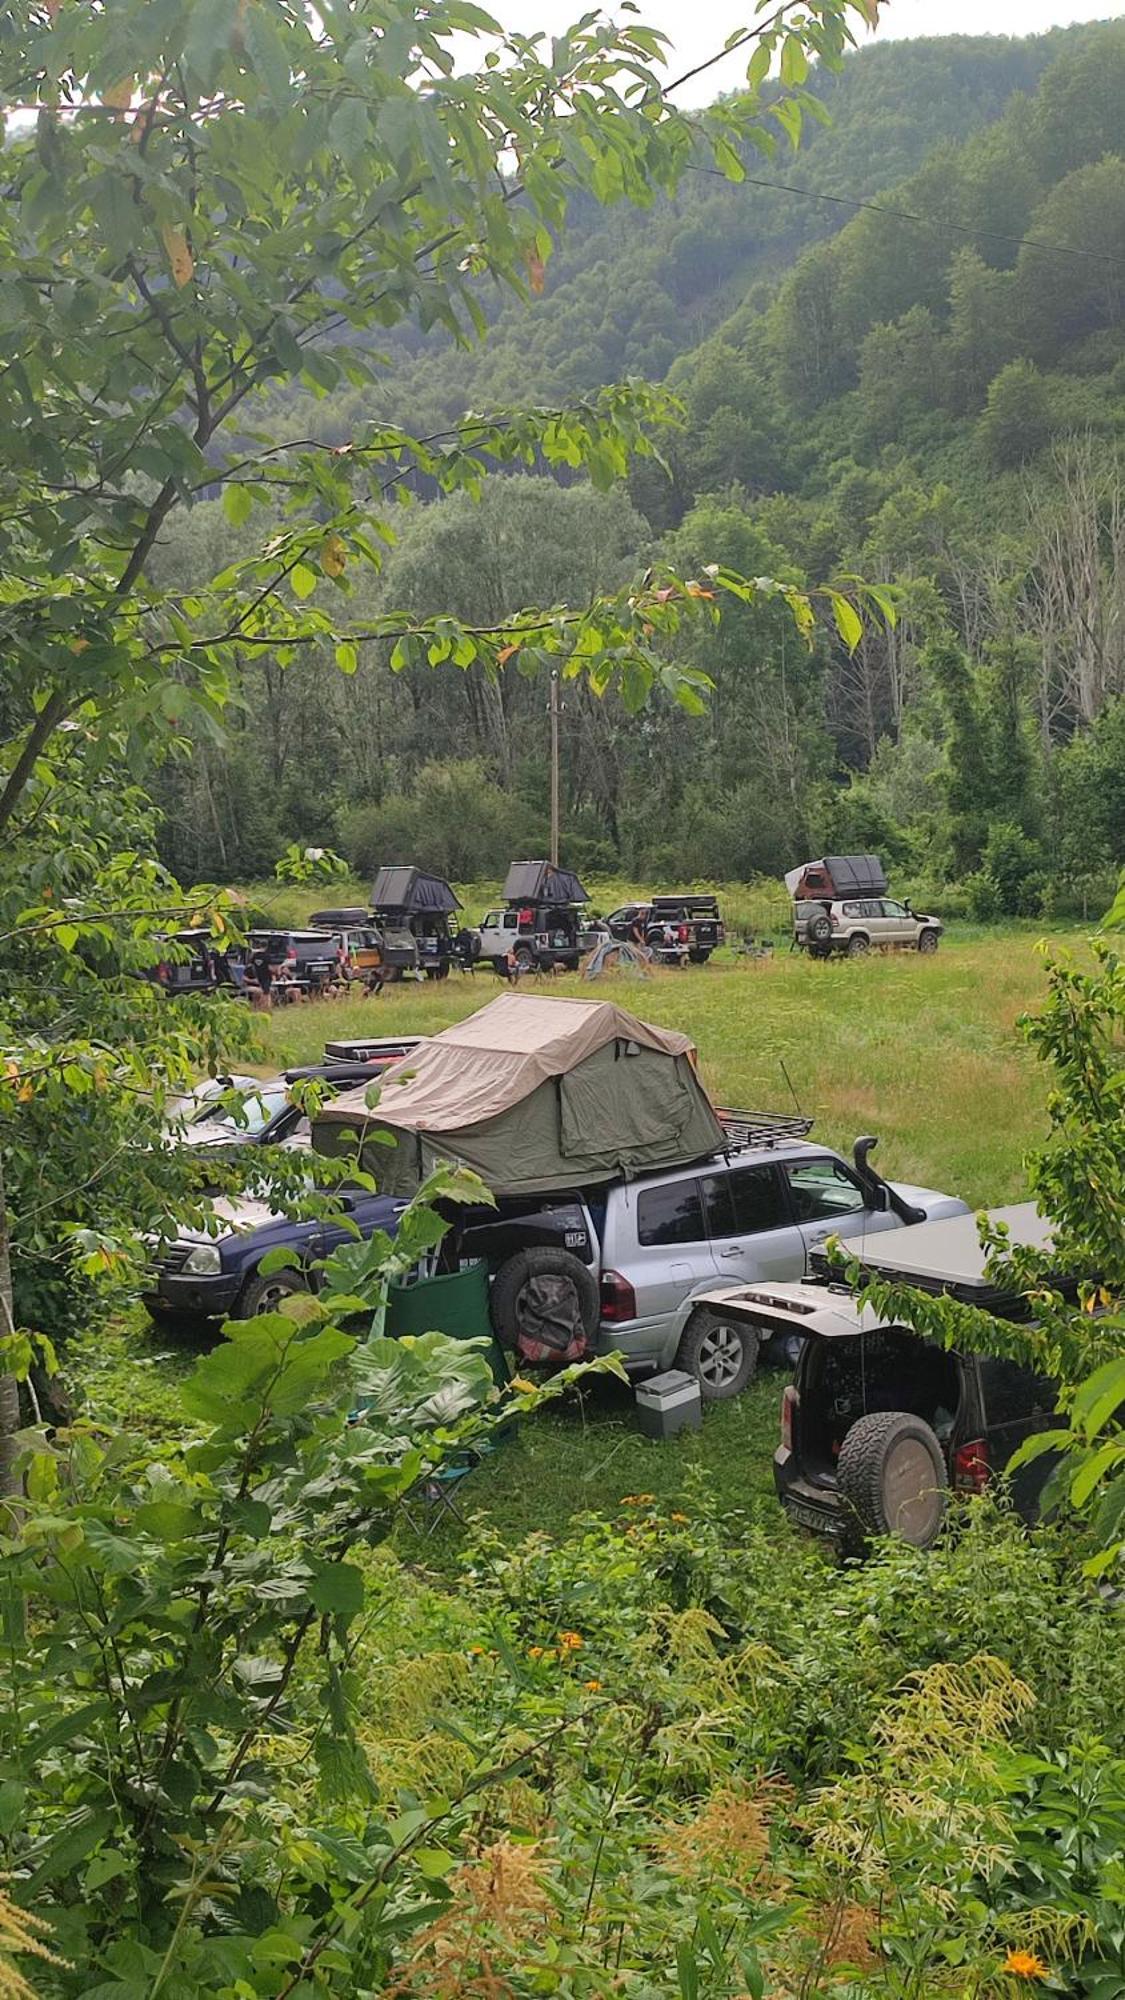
[[637, 1180, 706, 1247], [977, 1356, 1057, 1426], [841, 902, 861, 917], [857, 900, 881, 918], [703, 1165, 790, 1236], [480, 913, 497, 930], [881, 900, 908, 918], [785, 1158, 867, 1221], [194, 1086, 289, 1135]]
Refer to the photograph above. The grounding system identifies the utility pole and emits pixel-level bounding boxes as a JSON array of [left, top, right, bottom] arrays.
[[549, 669, 561, 867]]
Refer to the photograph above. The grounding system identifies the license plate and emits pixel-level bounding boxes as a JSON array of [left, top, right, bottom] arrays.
[[786, 1498, 839, 1537]]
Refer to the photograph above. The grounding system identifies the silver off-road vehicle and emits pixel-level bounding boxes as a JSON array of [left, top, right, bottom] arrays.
[[794, 896, 943, 959]]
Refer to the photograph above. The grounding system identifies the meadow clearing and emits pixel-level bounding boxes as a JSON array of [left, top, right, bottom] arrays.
[[215, 905, 1088, 1548]]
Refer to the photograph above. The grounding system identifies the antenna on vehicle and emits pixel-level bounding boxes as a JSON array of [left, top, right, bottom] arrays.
[[780, 1058, 804, 1119]]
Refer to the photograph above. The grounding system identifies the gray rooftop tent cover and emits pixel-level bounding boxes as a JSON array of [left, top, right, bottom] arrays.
[[502, 861, 588, 906], [313, 992, 725, 1196], [371, 866, 461, 915]]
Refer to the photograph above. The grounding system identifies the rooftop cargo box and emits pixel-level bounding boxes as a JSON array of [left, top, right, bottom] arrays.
[[370, 867, 461, 915], [784, 855, 888, 900], [502, 861, 588, 907], [314, 992, 725, 1197]]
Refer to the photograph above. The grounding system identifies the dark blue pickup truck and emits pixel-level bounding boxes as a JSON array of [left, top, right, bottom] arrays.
[[143, 1186, 405, 1327]]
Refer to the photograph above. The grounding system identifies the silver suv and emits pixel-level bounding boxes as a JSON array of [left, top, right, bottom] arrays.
[[592, 1139, 968, 1398], [794, 897, 942, 959]]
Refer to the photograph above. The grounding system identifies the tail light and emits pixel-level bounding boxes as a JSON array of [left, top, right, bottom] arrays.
[[829, 910, 839, 928], [780, 1384, 798, 1452], [953, 1438, 990, 1493], [599, 1270, 637, 1323], [678, 924, 688, 942]]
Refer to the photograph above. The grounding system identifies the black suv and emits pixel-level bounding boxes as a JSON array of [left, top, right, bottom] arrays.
[[698, 1203, 1065, 1550]]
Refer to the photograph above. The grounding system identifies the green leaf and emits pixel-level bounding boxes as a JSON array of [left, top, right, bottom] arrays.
[[329, 98, 370, 167], [85, 1848, 130, 1892], [291, 563, 317, 600], [780, 34, 808, 85], [335, 641, 358, 674], [0, 1781, 26, 1837], [1073, 1355, 1125, 1439], [831, 593, 863, 653], [309, 1560, 365, 1617], [133, 1500, 202, 1541], [259, 1246, 302, 1275], [243, 6, 292, 109], [1071, 1439, 1125, 1508], [223, 482, 254, 528]]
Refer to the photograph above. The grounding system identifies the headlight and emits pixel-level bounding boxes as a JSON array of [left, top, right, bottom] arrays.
[[182, 1243, 222, 1276]]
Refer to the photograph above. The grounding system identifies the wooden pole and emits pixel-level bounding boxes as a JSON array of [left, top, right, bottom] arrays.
[[549, 669, 560, 867]]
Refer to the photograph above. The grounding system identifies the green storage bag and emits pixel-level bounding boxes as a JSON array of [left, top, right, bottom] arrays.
[[385, 1260, 508, 1386]]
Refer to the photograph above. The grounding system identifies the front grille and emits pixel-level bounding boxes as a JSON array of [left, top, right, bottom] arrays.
[[154, 1241, 193, 1274]]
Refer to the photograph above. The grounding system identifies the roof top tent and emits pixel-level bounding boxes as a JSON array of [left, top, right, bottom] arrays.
[[308, 906, 373, 929], [502, 861, 589, 908], [784, 855, 888, 901], [370, 867, 462, 916], [313, 991, 726, 1197]]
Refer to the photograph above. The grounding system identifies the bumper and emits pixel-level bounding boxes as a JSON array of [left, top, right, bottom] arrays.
[[143, 1270, 242, 1318], [593, 1318, 679, 1374], [774, 1450, 845, 1541]]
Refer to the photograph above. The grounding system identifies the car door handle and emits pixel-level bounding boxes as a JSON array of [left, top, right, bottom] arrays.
[[805, 1229, 831, 1243], [718, 1245, 744, 1258]]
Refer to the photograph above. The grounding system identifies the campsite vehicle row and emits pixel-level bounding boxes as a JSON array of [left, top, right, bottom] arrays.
[[151, 997, 968, 1407]]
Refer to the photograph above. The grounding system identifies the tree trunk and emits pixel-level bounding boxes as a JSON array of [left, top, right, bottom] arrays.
[[0, 1148, 21, 1508]]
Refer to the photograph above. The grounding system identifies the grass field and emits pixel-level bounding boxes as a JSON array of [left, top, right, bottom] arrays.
[[260, 924, 1082, 1205]]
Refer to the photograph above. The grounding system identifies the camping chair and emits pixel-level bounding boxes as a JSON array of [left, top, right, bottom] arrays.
[[398, 1437, 502, 1537]]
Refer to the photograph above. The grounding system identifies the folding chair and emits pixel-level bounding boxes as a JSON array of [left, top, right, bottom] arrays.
[[398, 1441, 498, 1537]]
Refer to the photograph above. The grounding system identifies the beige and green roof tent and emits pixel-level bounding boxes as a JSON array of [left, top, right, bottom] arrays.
[[313, 992, 725, 1196]]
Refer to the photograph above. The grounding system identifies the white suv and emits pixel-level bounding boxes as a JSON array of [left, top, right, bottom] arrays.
[[591, 1140, 967, 1397], [795, 897, 942, 959]]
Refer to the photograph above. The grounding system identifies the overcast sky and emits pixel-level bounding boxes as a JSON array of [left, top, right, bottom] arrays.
[[495, 1, 1125, 103]]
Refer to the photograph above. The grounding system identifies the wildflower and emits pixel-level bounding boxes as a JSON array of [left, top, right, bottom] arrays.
[[467, 1643, 486, 1656], [558, 1630, 583, 1651], [528, 1645, 544, 1659], [583, 1679, 602, 1692], [1004, 1948, 1049, 1980], [620, 1493, 655, 1507], [670, 1510, 689, 1523]]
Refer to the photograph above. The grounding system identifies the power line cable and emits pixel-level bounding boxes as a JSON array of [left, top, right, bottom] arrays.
[[688, 163, 1125, 274]]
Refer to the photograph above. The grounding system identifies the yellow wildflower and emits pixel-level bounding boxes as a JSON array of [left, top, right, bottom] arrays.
[[1004, 1948, 1049, 1980], [584, 1679, 602, 1692], [670, 1511, 689, 1523], [528, 1645, 544, 1660], [558, 1630, 583, 1652]]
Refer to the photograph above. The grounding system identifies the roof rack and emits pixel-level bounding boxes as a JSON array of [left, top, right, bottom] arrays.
[[716, 1107, 814, 1148]]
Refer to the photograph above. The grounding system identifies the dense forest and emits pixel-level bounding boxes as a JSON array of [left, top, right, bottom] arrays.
[[154, 19, 1125, 912]]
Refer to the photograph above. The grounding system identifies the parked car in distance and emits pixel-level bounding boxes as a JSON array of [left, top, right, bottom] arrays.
[[605, 894, 726, 964], [370, 866, 460, 980], [246, 929, 341, 992], [794, 897, 943, 958], [144, 1184, 405, 1327], [448, 1117, 968, 1399], [696, 1202, 1064, 1548]]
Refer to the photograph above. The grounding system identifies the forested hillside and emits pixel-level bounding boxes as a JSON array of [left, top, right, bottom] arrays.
[[154, 19, 1125, 911]]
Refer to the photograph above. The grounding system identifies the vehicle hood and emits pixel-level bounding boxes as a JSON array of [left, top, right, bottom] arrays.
[[887, 1183, 970, 1221], [175, 1195, 292, 1247]]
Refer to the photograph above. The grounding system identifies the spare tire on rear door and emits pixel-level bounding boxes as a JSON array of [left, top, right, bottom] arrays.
[[836, 1410, 947, 1548], [807, 910, 832, 945], [490, 1246, 599, 1366]]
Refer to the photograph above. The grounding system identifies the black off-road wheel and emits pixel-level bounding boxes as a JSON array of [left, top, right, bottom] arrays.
[[846, 933, 870, 957], [836, 1410, 947, 1549], [490, 1247, 599, 1355], [808, 911, 833, 946], [236, 1267, 311, 1319], [676, 1309, 758, 1401], [918, 929, 940, 954], [688, 948, 711, 965], [514, 945, 536, 973]]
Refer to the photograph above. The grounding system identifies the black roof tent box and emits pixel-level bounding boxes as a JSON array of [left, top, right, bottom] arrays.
[[370, 867, 461, 915], [824, 855, 888, 897], [503, 860, 589, 907], [650, 893, 719, 914], [309, 906, 372, 928]]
